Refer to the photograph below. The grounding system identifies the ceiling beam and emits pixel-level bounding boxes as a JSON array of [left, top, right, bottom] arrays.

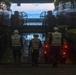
[[11, 0, 54, 3]]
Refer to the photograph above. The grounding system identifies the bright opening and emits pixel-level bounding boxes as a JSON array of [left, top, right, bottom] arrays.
[[11, 3, 55, 18]]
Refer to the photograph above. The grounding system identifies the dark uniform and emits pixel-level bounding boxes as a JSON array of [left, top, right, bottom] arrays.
[[28, 34, 42, 67], [46, 11, 56, 32], [11, 11, 24, 26]]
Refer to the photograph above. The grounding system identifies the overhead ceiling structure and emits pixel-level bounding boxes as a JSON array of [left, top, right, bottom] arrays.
[[10, 0, 54, 3]]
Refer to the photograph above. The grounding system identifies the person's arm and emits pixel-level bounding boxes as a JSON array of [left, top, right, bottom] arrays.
[[10, 35, 12, 49], [20, 36, 23, 49]]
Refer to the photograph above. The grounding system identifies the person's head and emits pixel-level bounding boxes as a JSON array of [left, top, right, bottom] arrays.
[[33, 33, 38, 38], [47, 11, 52, 15], [53, 27, 59, 31], [13, 30, 19, 34], [14, 11, 19, 15]]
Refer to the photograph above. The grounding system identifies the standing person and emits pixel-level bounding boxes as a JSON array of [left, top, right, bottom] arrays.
[[11, 11, 21, 26], [11, 11, 24, 26], [51, 27, 63, 67], [11, 30, 23, 64], [46, 11, 56, 32], [28, 33, 42, 67]]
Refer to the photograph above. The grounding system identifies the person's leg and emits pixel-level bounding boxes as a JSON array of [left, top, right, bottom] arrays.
[[44, 55, 48, 63], [18, 49, 22, 64], [51, 46, 58, 67], [53, 46, 60, 67], [13, 50, 17, 64], [34, 50, 39, 67], [31, 52, 35, 66], [31, 50, 39, 67]]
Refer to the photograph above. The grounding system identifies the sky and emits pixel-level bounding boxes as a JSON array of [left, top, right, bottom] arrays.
[[11, 3, 55, 14]]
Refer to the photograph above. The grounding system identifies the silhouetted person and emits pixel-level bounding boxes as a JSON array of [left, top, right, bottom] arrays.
[[42, 15, 48, 26], [11, 11, 22, 26], [28, 33, 42, 67], [11, 30, 23, 64], [46, 11, 56, 32]]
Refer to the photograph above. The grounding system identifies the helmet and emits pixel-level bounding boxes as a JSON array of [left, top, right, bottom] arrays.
[[33, 33, 38, 37], [13, 30, 19, 34], [54, 27, 59, 31]]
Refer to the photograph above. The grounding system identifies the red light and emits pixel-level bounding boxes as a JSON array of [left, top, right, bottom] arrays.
[[62, 52, 66, 55], [45, 44, 49, 48], [63, 45, 68, 49], [44, 51, 47, 54]]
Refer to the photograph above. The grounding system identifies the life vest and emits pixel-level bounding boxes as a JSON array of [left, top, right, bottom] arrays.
[[52, 32, 62, 46], [11, 34, 21, 46], [31, 38, 41, 50]]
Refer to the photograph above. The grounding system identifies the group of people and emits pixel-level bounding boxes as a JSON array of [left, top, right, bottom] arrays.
[[11, 26, 63, 67]]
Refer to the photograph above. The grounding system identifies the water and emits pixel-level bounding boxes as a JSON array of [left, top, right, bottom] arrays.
[[27, 14, 40, 18]]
